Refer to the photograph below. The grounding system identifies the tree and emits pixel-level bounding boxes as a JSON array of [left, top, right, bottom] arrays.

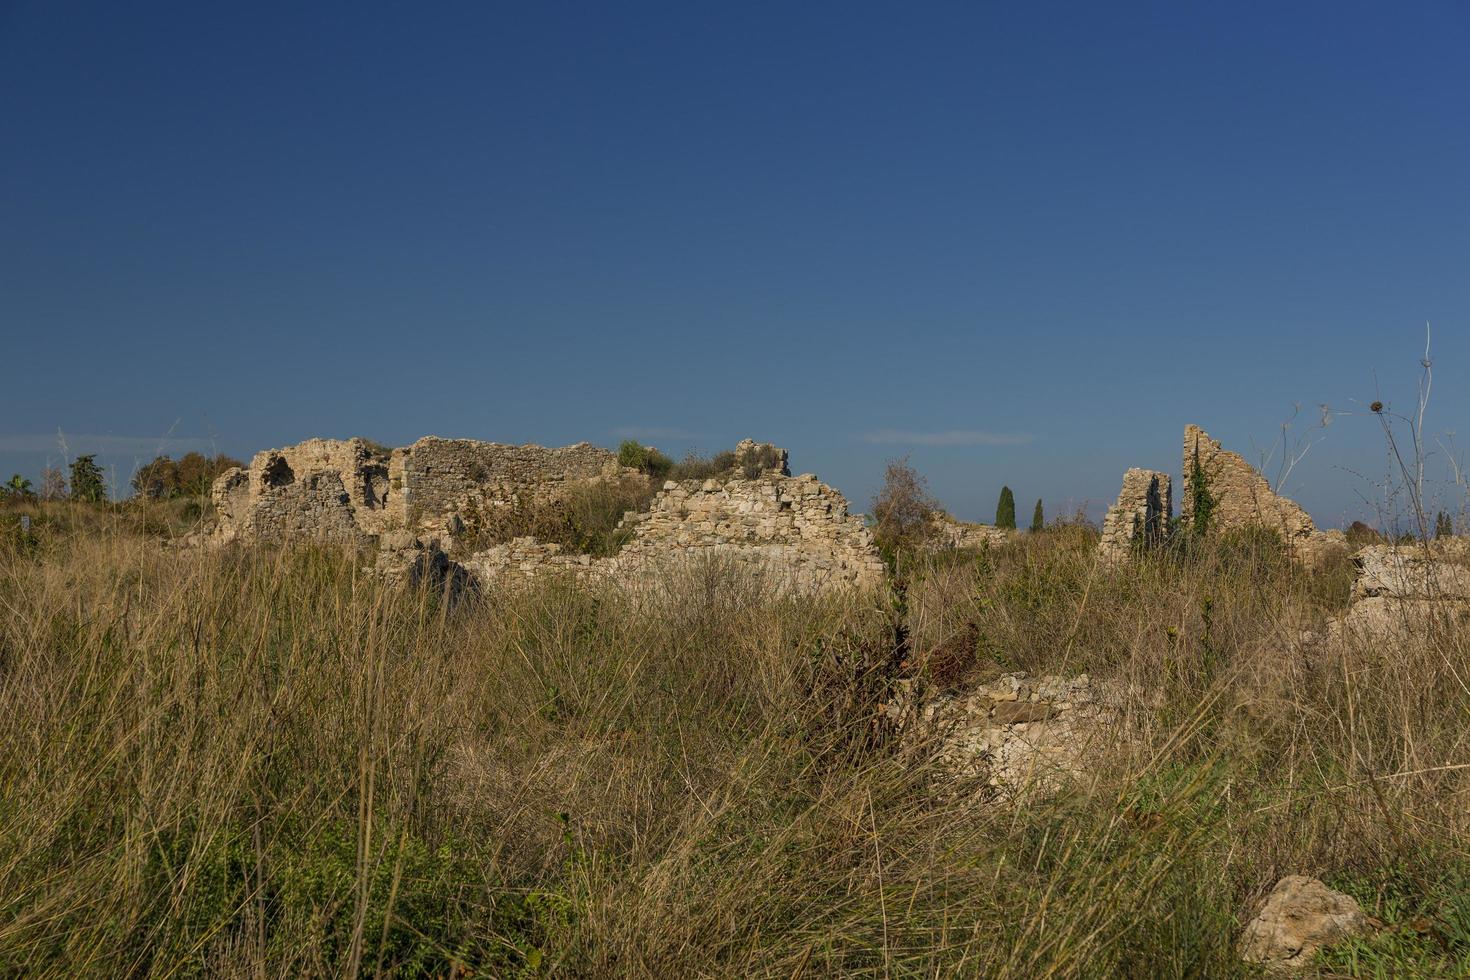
[[1030, 498, 1044, 532], [132, 455, 179, 500], [871, 456, 940, 563], [130, 452, 243, 500], [1436, 511, 1454, 539], [3, 474, 35, 500], [40, 467, 66, 501], [995, 486, 1016, 530], [69, 455, 107, 503], [1188, 452, 1215, 537]]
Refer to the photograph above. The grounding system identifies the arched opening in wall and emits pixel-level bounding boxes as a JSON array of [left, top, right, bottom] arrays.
[[262, 456, 295, 488]]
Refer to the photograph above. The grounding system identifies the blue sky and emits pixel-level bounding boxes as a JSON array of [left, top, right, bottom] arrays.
[[2, 1, 1466, 525]]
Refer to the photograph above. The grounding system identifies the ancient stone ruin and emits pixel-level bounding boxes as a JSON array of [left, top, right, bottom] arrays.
[[928, 514, 1013, 550], [1098, 425, 1340, 564], [1322, 543, 1470, 642], [211, 435, 885, 594], [212, 436, 622, 545], [1182, 424, 1316, 543], [1098, 468, 1172, 564]]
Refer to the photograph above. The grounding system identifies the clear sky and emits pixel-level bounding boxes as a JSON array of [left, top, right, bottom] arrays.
[[2, 1, 1466, 526]]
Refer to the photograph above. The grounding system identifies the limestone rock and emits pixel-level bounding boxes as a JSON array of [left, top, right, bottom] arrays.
[[375, 536, 476, 606], [1351, 544, 1470, 600], [1238, 876, 1376, 968], [890, 672, 1125, 800], [1322, 544, 1470, 642]]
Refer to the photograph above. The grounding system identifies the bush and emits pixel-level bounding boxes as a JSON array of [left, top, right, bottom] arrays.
[[870, 457, 939, 567], [667, 449, 735, 482], [617, 440, 673, 480], [460, 477, 655, 556]]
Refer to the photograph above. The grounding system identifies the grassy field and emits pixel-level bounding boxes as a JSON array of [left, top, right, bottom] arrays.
[[2, 503, 1469, 977]]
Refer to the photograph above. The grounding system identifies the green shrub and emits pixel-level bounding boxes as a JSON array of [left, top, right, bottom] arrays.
[[617, 440, 673, 479], [461, 477, 655, 556]]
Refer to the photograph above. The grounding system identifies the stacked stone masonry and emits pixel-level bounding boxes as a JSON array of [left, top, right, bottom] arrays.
[[613, 474, 887, 591], [1096, 425, 1335, 565], [1182, 424, 1316, 542], [1098, 468, 1172, 564], [213, 436, 885, 594], [929, 515, 1012, 550]]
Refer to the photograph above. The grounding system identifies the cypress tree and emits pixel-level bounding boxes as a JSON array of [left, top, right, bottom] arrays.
[[1030, 498, 1044, 532], [995, 486, 1016, 529]]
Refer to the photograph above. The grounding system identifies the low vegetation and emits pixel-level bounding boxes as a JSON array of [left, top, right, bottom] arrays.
[[457, 477, 656, 557], [3, 496, 1468, 976]]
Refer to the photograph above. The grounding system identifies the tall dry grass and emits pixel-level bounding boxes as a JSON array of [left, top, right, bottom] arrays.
[[2, 506, 1469, 976]]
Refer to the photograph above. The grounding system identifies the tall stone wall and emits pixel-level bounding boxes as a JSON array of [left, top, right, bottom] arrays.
[[1098, 468, 1172, 564], [1181, 425, 1315, 543]]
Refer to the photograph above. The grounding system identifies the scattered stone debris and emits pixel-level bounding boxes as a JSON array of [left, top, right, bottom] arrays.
[[889, 672, 1128, 800], [1238, 876, 1378, 969], [373, 533, 477, 605]]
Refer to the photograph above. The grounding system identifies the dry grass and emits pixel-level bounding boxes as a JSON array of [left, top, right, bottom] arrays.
[[2, 505, 1469, 976]]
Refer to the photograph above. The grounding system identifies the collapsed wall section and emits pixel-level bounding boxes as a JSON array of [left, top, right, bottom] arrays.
[[928, 515, 1012, 550]]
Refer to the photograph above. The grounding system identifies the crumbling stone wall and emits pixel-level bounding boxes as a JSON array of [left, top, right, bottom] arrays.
[[612, 474, 887, 591], [1098, 468, 1172, 564], [213, 435, 885, 594], [1182, 425, 1315, 543], [211, 438, 392, 544], [463, 469, 887, 594], [212, 436, 624, 544], [928, 515, 1012, 550], [396, 437, 622, 530]]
